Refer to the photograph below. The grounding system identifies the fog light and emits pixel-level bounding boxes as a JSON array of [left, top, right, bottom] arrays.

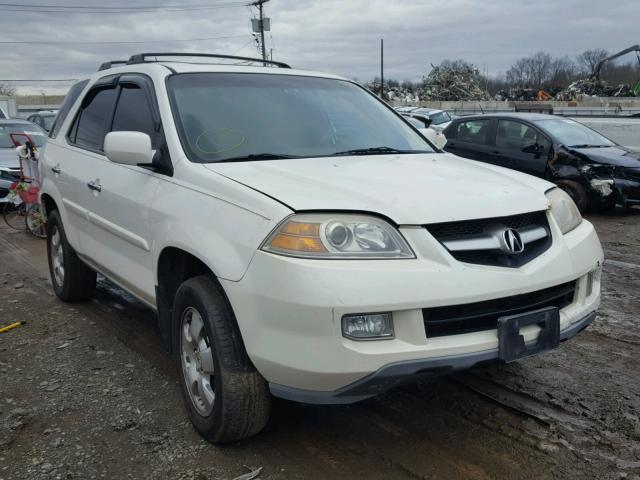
[[342, 313, 394, 340], [586, 269, 599, 297]]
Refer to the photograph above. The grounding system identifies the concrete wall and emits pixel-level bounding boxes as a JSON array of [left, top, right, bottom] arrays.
[[392, 98, 640, 116]]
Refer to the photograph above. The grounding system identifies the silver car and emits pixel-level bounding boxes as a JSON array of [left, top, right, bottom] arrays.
[[0, 119, 47, 203]]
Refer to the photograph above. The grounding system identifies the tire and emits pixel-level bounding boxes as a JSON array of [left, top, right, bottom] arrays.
[[172, 275, 271, 443], [556, 180, 588, 213], [46, 209, 96, 301]]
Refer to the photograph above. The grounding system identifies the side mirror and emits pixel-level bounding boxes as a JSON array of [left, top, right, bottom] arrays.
[[104, 131, 154, 166], [522, 143, 543, 154]]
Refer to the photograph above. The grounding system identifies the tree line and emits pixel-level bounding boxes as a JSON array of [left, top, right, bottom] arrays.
[[374, 49, 640, 95]]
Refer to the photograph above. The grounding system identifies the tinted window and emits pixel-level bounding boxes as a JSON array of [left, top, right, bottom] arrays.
[[497, 120, 535, 150], [71, 87, 117, 151], [456, 120, 490, 145], [50, 79, 89, 139], [111, 85, 157, 146]]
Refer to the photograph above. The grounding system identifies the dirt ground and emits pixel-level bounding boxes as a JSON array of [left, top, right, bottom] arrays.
[[1, 210, 639, 480]]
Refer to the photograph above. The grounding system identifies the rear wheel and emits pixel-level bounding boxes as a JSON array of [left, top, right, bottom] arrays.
[[47, 210, 96, 301], [173, 275, 271, 443], [556, 180, 588, 213]]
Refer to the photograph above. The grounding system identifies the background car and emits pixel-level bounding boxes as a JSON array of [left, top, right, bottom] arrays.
[[397, 107, 453, 131], [442, 113, 640, 212], [0, 119, 46, 202], [404, 115, 447, 149], [26, 110, 58, 133]]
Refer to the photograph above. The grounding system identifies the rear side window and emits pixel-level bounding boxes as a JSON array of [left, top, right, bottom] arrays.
[[50, 79, 89, 139], [456, 120, 490, 145], [111, 85, 157, 147], [69, 87, 117, 151]]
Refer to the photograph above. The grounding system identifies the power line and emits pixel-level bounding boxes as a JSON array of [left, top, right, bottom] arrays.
[[0, 79, 78, 82], [0, 2, 246, 13], [0, 34, 248, 45], [0, 1, 242, 8]]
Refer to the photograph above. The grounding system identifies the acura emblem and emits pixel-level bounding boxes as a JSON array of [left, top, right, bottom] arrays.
[[502, 228, 524, 254]]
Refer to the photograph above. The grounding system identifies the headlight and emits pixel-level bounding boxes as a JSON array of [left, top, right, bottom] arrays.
[[261, 213, 415, 259], [546, 188, 582, 234]]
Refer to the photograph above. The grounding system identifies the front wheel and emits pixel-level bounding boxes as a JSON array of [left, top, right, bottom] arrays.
[[173, 275, 271, 443], [556, 180, 588, 213]]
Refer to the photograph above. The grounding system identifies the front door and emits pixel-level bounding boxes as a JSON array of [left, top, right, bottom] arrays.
[[81, 79, 163, 305], [493, 119, 551, 176]]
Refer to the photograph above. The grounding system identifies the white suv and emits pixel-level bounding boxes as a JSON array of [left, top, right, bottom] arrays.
[[40, 53, 603, 443]]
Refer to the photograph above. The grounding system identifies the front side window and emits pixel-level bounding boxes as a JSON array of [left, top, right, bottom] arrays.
[[69, 87, 117, 151], [496, 120, 542, 150], [168, 73, 434, 163], [111, 85, 157, 147], [456, 120, 490, 145]]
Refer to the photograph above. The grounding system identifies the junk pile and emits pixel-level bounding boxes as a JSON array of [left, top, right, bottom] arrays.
[[419, 64, 490, 101], [556, 79, 637, 100], [364, 81, 419, 103]]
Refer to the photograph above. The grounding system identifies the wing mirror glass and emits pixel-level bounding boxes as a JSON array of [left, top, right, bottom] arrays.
[[522, 143, 544, 154], [104, 131, 155, 166]]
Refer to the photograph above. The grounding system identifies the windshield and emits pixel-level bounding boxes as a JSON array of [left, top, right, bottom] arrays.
[[429, 111, 451, 125], [0, 124, 46, 148], [168, 73, 434, 163], [534, 119, 616, 148]]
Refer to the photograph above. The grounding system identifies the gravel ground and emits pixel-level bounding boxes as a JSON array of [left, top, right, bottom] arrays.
[[1, 210, 639, 480]]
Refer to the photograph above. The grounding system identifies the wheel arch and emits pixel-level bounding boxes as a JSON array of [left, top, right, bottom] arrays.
[[155, 245, 241, 354]]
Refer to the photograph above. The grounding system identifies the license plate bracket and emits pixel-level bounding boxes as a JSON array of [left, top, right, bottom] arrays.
[[497, 306, 560, 362]]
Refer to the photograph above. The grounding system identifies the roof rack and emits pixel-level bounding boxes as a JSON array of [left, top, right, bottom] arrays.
[[98, 60, 128, 71], [126, 52, 291, 69]]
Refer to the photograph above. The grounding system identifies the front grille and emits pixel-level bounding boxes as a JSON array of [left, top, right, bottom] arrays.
[[422, 281, 576, 337], [426, 211, 551, 268]]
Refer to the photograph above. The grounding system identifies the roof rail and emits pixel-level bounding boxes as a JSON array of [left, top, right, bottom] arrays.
[[126, 52, 291, 69], [98, 60, 128, 71]]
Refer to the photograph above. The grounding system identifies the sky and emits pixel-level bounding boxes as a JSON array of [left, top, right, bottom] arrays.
[[0, 0, 639, 95]]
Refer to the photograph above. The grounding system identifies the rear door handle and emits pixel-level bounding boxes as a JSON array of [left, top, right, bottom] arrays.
[[492, 151, 502, 156], [51, 165, 61, 174], [87, 180, 102, 192]]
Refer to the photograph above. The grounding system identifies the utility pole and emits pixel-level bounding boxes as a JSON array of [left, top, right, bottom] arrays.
[[380, 39, 385, 101], [250, 0, 270, 65]]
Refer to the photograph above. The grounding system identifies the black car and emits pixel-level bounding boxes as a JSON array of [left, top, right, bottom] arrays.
[[443, 113, 640, 212]]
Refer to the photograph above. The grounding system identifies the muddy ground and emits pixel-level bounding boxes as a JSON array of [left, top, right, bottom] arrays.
[[1, 210, 639, 480]]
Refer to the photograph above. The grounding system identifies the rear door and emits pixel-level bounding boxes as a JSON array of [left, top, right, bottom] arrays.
[[49, 80, 118, 257], [494, 119, 551, 176], [444, 118, 495, 162]]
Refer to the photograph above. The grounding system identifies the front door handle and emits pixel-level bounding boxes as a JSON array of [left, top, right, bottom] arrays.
[[51, 165, 61, 174], [87, 180, 102, 192]]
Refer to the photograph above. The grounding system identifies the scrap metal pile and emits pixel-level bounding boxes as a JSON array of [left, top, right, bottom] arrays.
[[555, 79, 637, 100], [419, 64, 490, 101]]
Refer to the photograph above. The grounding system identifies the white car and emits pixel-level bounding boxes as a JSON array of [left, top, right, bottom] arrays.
[[40, 53, 603, 443], [398, 107, 453, 131]]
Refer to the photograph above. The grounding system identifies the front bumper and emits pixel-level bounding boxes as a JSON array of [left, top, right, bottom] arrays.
[[270, 310, 596, 404], [221, 215, 603, 401]]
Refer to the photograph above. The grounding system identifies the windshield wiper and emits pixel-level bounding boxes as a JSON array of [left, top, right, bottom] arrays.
[[330, 146, 429, 156], [568, 144, 610, 149], [217, 153, 302, 163]]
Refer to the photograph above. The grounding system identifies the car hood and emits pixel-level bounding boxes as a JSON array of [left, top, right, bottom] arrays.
[[204, 153, 552, 224], [569, 146, 640, 168], [0, 148, 19, 169]]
